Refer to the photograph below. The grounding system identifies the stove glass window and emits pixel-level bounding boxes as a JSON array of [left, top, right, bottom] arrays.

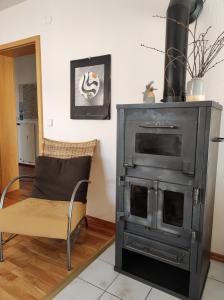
[[163, 190, 184, 227], [135, 133, 182, 157], [130, 185, 148, 219]]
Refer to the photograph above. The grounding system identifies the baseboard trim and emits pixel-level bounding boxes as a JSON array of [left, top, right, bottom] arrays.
[[210, 252, 224, 263]]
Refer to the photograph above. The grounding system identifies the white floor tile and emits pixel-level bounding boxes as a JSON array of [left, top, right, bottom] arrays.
[[208, 260, 224, 283], [107, 274, 151, 300], [79, 259, 118, 290], [146, 288, 179, 300], [99, 243, 115, 265], [54, 278, 103, 300], [202, 278, 224, 300], [100, 292, 121, 300]]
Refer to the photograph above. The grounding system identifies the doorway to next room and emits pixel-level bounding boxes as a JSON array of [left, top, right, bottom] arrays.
[[0, 36, 43, 193], [15, 54, 38, 183]]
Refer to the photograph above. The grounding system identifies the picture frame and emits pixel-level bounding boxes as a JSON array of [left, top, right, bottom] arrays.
[[70, 54, 111, 120]]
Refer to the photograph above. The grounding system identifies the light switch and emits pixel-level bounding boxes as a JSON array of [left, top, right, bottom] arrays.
[[47, 119, 54, 127]]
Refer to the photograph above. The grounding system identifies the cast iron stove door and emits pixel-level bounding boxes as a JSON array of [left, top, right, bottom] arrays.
[[155, 181, 193, 245], [124, 108, 198, 175], [124, 177, 155, 228]]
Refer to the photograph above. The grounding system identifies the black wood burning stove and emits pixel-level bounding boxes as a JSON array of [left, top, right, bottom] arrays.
[[115, 101, 223, 299], [115, 2, 223, 299]]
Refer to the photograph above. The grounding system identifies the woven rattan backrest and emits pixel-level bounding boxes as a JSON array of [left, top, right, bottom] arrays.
[[42, 138, 97, 158]]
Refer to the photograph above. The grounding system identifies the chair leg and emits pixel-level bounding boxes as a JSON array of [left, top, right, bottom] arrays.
[[0, 232, 4, 262], [67, 216, 88, 271], [67, 235, 72, 271], [84, 216, 88, 228]]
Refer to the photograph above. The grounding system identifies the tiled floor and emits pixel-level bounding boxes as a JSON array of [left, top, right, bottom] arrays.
[[54, 243, 224, 300]]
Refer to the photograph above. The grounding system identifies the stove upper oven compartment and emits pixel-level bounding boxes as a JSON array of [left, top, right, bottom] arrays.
[[124, 108, 198, 175]]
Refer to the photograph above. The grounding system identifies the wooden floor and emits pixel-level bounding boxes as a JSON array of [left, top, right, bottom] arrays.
[[0, 185, 115, 300]]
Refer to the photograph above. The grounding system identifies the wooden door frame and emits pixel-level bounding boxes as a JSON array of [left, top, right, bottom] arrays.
[[0, 35, 44, 154]]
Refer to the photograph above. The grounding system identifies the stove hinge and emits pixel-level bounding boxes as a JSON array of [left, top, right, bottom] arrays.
[[193, 187, 200, 205], [118, 176, 130, 187], [123, 157, 136, 169], [191, 230, 198, 243], [116, 211, 129, 221]]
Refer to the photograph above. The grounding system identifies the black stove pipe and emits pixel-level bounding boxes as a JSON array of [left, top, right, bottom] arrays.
[[163, 0, 203, 102]]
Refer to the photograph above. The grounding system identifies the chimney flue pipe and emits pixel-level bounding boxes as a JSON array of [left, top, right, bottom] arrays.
[[163, 0, 203, 102]]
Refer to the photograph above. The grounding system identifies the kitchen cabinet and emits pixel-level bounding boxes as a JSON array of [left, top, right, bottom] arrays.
[[17, 120, 38, 165]]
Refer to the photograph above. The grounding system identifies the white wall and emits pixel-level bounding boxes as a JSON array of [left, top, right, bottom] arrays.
[[0, 0, 27, 11], [0, 0, 224, 254], [14, 54, 36, 119]]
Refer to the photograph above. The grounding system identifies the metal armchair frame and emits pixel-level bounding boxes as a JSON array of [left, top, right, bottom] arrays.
[[67, 179, 90, 270], [0, 176, 90, 270], [0, 176, 35, 262]]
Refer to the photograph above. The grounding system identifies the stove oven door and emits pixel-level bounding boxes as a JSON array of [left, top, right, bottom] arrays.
[[124, 108, 198, 175], [123, 177, 155, 229], [155, 181, 193, 245]]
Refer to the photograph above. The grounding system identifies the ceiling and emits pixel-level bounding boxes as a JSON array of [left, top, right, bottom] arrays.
[[0, 0, 27, 11]]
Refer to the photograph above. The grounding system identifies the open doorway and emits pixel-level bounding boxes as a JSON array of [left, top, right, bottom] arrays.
[[15, 54, 38, 188], [0, 36, 43, 192]]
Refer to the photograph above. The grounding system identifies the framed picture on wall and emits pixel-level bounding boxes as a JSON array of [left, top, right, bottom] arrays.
[[70, 54, 111, 120]]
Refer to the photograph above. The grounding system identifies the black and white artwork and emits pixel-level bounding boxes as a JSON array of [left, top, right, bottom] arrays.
[[70, 55, 111, 119]]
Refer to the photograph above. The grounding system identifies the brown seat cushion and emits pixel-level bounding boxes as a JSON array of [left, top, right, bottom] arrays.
[[32, 156, 91, 203]]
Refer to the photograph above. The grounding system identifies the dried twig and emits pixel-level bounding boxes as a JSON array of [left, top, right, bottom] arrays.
[[206, 58, 224, 72], [142, 10, 224, 78], [153, 14, 195, 43], [140, 44, 165, 54]]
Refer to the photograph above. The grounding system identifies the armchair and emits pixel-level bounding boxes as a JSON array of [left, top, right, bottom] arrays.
[[0, 139, 96, 270]]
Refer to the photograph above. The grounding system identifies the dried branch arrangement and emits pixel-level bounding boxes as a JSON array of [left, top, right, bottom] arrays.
[[141, 1, 224, 78]]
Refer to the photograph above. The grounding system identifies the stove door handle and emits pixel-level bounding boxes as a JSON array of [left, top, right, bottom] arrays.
[[137, 245, 182, 265], [160, 230, 181, 238], [139, 123, 178, 129], [145, 247, 180, 264], [212, 137, 224, 142], [127, 242, 181, 265]]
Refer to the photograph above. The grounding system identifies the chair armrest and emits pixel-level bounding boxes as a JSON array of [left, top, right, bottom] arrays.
[[0, 175, 35, 209], [67, 180, 91, 232]]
